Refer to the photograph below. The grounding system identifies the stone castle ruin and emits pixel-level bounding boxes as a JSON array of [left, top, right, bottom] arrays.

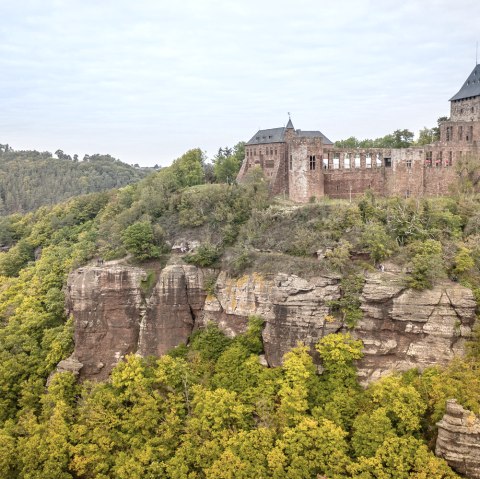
[[237, 64, 480, 202]]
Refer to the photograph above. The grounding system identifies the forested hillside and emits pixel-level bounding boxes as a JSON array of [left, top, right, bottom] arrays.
[[0, 146, 480, 477], [0, 144, 152, 215]]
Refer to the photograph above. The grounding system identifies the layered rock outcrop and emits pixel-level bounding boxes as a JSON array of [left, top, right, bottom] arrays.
[[202, 270, 476, 382], [66, 264, 209, 380], [66, 266, 146, 380], [201, 272, 343, 366], [357, 271, 476, 382], [436, 399, 480, 478], [65, 263, 476, 383]]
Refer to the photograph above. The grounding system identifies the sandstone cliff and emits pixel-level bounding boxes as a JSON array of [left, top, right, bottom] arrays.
[[66, 264, 210, 380], [65, 263, 476, 384], [202, 269, 476, 382], [436, 399, 480, 478]]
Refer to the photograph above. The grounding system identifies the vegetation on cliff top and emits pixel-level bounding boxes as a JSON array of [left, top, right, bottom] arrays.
[[0, 145, 480, 477]]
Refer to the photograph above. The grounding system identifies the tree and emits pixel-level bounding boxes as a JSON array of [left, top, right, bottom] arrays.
[[453, 153, 480, 196], [121, 221, 161, 260], [367, 375, 427, 434], [334, 129, 414, 149], [360, 221, 396, 263], [351, 407, 395, 458], [334, 136, 361, 148], [171, 148, 205, 188], [277, 344, 316, 426], [213, 142, 245, 184], [408, 239, 444, 289], [313, 333, 364, 429], [267, 417, 351, 478], [205, 428, 275, 479], [349, 436, 457, 478], [416, 127, 437, 145]]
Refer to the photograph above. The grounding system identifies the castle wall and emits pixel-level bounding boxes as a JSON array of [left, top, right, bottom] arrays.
[[450, 96, 480, 122], [323, 149, 388, 199], [237, 82, 480, 203], [242, 142, 288, 195], [322, 145, 476, 200], [440, 120, 480, 145], [287, 136, 324, 202]]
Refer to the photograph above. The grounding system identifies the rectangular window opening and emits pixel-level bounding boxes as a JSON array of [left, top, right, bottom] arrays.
[[425, 151, 432, 167], [333, 154, 340, 169], [366, 154, 372, 168], [355, 153, 361, 168], [309, 155, 316, 170]]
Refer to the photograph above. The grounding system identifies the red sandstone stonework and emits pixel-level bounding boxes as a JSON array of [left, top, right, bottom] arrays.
[[237, 66, 480, 201]]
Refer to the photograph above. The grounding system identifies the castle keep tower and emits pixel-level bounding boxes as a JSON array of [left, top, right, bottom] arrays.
[[440, 65, 480, 146]]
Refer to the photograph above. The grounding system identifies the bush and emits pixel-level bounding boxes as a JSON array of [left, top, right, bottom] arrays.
[[407, 239, 445, 289], [184, 242, 220, 267], [360, 221, 396, 263], [121, 221, 161, 261]]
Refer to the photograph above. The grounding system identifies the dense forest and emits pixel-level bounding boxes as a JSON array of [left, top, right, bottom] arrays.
[[0, 144, 152, 215], [1, 145, 480, 478]]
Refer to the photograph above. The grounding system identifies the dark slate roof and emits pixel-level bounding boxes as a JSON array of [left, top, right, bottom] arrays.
[[246, 125, 333, 145], [286, 118, 294, 129], [297, 130, 333, 145], [247, 127, 285, 145], [450, 65, 480, 101]]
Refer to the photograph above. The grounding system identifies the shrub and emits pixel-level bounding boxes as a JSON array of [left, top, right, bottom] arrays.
[[121, 221, 161, 261], [184, 242, 220, 267], [407, 239, 445, 289]]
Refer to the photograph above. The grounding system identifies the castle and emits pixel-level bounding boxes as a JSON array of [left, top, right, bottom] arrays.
[[237, 65, 480, 202]]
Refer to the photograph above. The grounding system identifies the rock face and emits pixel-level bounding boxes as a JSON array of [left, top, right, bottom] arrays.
[[138, 265, 210, 357], [67, 266, 146, 380], [66, 264, 476, 383], [356, 271, 476, 382], [201, 272, 343, 366], [65, 262, 479, 474], [66, 264, 209, 380], [202, 270, 476, 381], [436, 399, 480, 478]]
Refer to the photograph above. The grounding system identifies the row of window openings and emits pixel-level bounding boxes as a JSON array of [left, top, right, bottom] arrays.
[[425, 151, 453, 167], [246, 148, 277, 156], [284, 152, 453, 171], [291, 154, 387, 171], [458, 106, 476, 114], [445, 125, 474, 141]]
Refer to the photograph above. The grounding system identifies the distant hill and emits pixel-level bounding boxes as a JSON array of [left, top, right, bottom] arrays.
[[0, 144, 153, 215]]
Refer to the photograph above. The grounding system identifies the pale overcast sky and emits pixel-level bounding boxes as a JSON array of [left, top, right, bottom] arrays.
[[1, 0, 479, 166]]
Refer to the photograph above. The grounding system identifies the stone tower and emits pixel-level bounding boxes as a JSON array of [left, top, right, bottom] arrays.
[[440, 64, 480, 145]]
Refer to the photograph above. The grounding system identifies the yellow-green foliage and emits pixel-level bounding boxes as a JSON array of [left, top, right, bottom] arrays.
[[3, 161, 480, 477]]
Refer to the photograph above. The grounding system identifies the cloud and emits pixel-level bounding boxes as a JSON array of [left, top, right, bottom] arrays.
[[1, 0, 479, 165]]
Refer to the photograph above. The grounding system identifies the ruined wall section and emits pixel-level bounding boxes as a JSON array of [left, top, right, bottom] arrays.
[[387, 148, 426, 197], [240, 142, 288, 196], [323, 148, 389, 199], [287, 135, 325, 202]]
